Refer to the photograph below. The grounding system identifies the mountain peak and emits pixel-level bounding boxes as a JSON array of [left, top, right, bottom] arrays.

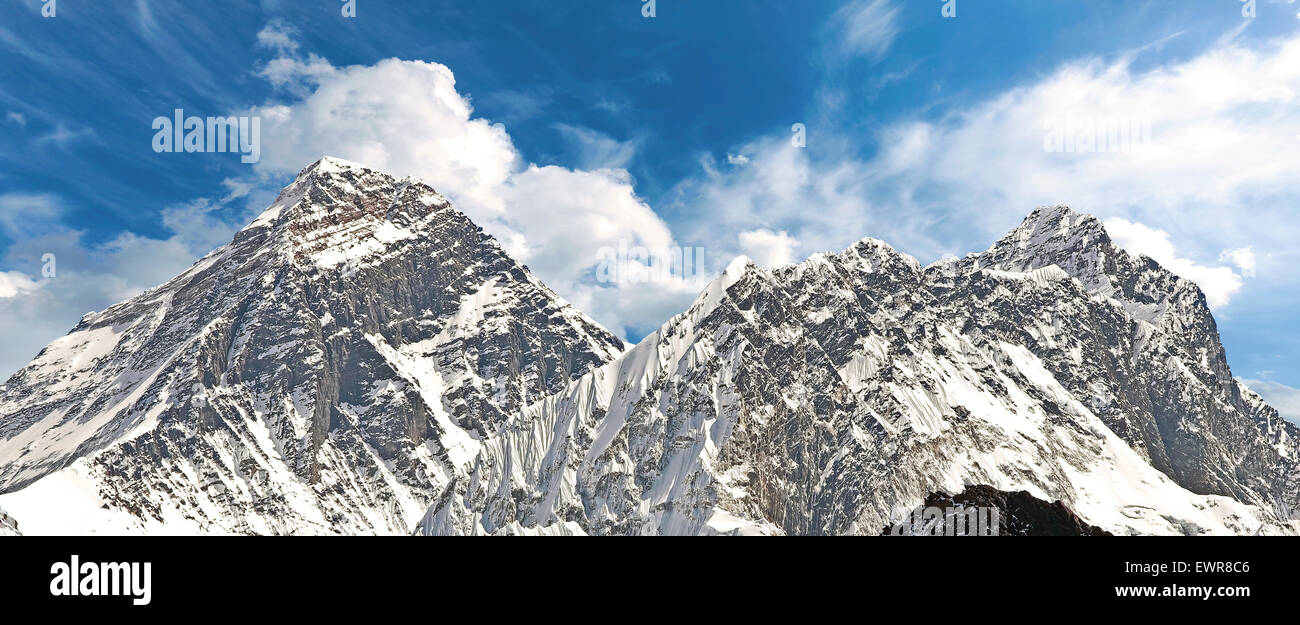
[[964, 205, 1114, 290], [299, 155, 379, 179], [238, 157, 449, 252], [1001, 205, 1111, 253]]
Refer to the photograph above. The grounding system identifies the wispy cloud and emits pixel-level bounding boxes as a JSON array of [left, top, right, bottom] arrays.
[[834, 0, 901, 60], [553, 123, 639, 170], [32, 123, 95, 148]]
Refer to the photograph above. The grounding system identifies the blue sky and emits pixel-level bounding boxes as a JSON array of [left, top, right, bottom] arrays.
[[0, 0, 1297, 418]]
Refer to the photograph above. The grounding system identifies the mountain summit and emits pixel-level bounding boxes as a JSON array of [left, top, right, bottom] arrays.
[[0, 157, 622, 534]]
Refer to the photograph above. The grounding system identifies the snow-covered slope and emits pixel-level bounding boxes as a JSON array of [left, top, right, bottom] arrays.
[[418, 206, 1300, 536], [0, 157, 623, 535]]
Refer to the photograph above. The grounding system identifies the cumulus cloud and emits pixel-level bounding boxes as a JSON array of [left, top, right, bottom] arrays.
[[1218, 247, 1257, 278], [1104, 218, 1248, 308], [255, 58, 517, 221], [249, 40, 707, 339], [0, 270, 40, 298], [11, 20, 1300, 376], [738, 229, 798, 269]]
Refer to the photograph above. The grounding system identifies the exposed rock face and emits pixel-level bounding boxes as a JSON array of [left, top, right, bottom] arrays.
[[418, 206, 1299, 536], [880, 485, 1112, 536], [0, 157, 622, 534]]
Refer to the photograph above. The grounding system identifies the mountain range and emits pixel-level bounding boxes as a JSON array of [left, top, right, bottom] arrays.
[[1, 157, 1295, 535]]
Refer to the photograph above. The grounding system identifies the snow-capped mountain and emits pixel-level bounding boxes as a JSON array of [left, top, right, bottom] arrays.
[[0, 157, 622, 534], [1, 155, 1293, 536], [418, 206, 1299, 536]]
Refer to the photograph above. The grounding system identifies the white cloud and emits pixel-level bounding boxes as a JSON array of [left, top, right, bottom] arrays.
[[738, 229, 798, 269], [666, 137, 882, 270], [553, 124, 639, 170], [255, 58, 518, 222], [250, 44, 703, 339], [0, 270, 40, 298], [853, 34, 1300, 256], [834, 0, 901, 60], [499, 165, 673, 277], [257, 54, 334, 91], [0, 193, 62, 239], [255, 21, 299, 53], [1104, 218, 1247, 308], [1219, 246, 1257, 278], [669, 31, 1300, 309], [1239, 378, 1300, 425]]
